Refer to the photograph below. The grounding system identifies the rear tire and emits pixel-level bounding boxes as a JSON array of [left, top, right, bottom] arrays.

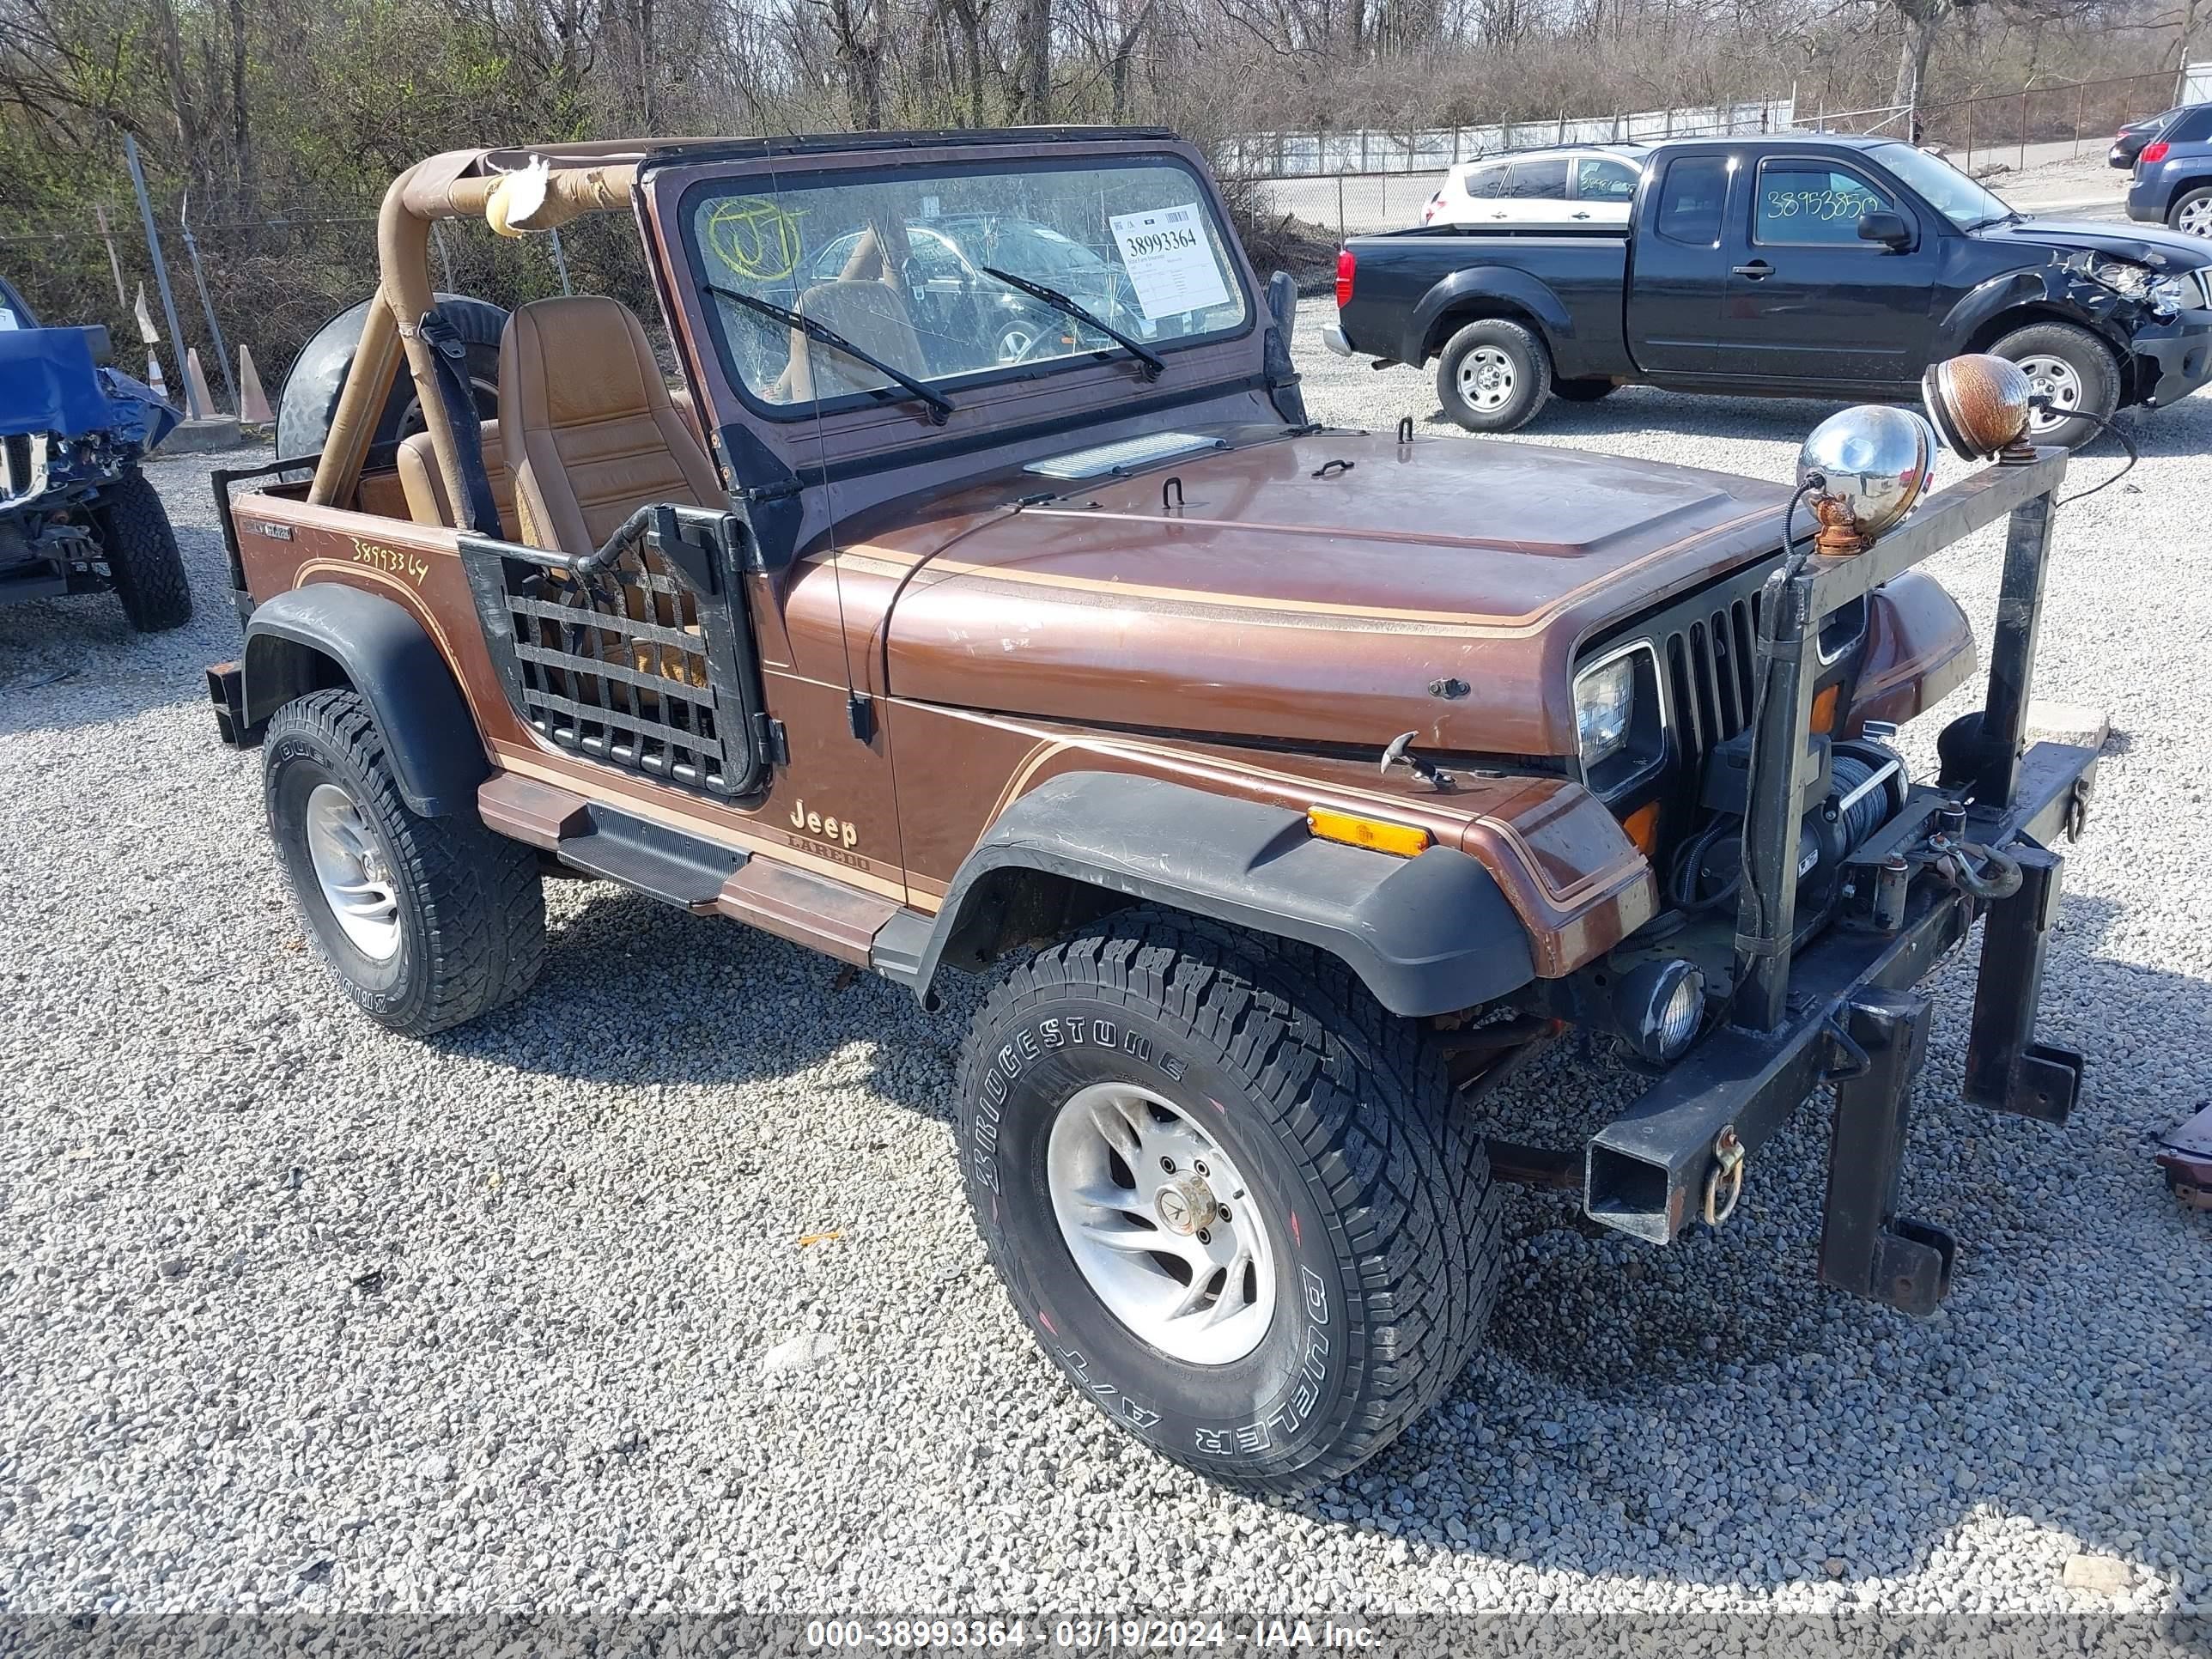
[[2167, 186, 2212, 239], [1987, 320, 2120, 450], [94, 469, 191, 632], [1435, 318, 1552, 433], [1553, 377, 1618, 404], [957, 912, 1501, 1497], [264, 689, 544, 1036]]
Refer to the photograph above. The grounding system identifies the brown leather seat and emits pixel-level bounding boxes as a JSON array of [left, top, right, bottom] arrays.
[[395, 424, 517, 531], [781, 279, 927, 403], [498, 295, 720, 553]]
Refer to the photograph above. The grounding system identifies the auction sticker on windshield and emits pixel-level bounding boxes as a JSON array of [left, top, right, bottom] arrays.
[[1109, 203, 1230, 320]]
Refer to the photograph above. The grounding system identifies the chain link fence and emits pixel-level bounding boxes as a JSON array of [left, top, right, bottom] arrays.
[[0, 194, 653, 424]]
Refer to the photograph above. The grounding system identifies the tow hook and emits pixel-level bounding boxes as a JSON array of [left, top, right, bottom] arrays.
[[1702, 1127, 1746, 1227]]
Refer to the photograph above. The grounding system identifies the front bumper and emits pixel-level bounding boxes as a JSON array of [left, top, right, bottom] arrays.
[[1578, 450, 2096, 1318], [1583, 741, 2095, 1313], [2130, 307, 2212, 407]]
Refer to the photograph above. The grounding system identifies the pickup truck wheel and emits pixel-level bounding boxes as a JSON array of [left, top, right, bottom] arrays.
[[957, 911, 1501, 1496], [1553, 377, 1617, 404], [1989, 321, 2120, 449], [264, 689, 544, 1036], [1436, 319, 1551, 433], [2168, 188, 2212, 238], [93, 470, 192, 632]]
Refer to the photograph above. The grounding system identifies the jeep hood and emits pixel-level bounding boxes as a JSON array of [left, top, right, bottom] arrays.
[[876, 431, 1788, 758]]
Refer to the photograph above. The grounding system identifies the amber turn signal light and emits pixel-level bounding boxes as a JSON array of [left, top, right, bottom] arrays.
[[1620, 800, 1660, 856], [1810, 683, 1840, 735], [1308, 807, 1431, 858]]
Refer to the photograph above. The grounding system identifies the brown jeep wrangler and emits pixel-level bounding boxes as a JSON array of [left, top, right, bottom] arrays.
[[207, 129, 2098, 1497]]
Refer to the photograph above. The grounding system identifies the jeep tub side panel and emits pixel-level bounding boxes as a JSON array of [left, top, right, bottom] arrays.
[[899, 771, 1536, 1017], [240, 583, 490, 817]]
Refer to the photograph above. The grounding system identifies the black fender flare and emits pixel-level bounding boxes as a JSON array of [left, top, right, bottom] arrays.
[[1405, 268, 1577, 373], [240, 584, 488, 817], [906, 772, 1536, 1018], [1936, 269, 2130, 362]]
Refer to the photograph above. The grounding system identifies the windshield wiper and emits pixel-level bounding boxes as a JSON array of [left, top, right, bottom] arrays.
[[702, 282, 952, 425], [978, 265, 1167, 382]]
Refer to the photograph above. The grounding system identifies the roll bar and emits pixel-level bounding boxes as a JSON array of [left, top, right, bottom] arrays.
[[306, 142, 705, 519]]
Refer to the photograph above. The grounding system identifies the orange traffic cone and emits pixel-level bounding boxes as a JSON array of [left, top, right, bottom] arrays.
[[185, 347, 216, 419], [146, 351, 170, 403], [238, 345, 273, 425]]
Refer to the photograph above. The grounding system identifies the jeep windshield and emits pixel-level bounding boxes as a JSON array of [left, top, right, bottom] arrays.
[[686, 156, 1249, 417]]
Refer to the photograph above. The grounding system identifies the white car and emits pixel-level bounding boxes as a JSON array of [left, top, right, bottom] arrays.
[[1421, 145, 1648, 228]]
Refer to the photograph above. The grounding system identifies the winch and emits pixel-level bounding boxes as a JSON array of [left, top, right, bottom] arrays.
[[1674, 738, 1906, 917]]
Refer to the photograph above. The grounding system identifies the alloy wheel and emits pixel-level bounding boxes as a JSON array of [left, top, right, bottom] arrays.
[[303, 781, 403, 962], [1044, 1081, 1278, 1366]]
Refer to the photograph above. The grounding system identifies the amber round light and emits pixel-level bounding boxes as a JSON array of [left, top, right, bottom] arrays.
[[1923, 353, 2033, 460]]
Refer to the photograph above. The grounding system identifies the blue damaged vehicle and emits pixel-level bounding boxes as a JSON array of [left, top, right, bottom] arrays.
[[0, 274, 191, 631]]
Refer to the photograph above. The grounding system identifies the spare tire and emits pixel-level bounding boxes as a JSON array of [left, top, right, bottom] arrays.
[[275, 294, 507, 462]]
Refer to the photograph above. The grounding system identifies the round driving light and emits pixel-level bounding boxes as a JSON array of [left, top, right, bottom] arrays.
[[1921, 352, 2033, 460], [1796, 404, 1937, 552], [1614, 958, 1706, 1065]]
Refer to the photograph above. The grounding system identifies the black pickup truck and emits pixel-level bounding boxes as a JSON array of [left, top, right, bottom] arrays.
[[1326, 133, 2212, 447]]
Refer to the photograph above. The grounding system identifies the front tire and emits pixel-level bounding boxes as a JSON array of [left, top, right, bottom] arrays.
[[264, 690, 544, 1036], [2167, 186, 2212, 239], [957, 913, 1501, 1496], [1988, 320, 2120, 449], [1435, 318, 1552, 433], [94, 470, 191, 632]]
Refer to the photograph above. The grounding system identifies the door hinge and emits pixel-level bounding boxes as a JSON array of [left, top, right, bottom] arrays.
[[847, 692, 876, 743], [754, 712, 789, 765]]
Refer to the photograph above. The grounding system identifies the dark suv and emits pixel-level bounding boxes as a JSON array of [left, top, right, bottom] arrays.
[[2127, 101, 2212, 237]]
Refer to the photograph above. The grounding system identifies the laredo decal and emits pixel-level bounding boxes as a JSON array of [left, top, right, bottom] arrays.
[[349, 538, 431, 585], [787, 798, 860, 849]]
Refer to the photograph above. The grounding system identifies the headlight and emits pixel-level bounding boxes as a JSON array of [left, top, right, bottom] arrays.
[[1574, 654, 1636, 769], [2086, 255, 2185, 319]]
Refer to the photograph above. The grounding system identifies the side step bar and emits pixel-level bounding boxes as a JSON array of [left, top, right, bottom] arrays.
[[478, 772, 744, 912], [476, 772, 900, 955]]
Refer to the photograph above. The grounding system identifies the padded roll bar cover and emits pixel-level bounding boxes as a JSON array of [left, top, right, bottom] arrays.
[[918, 771, 1536, 1017], [240, 583, 489, 817]]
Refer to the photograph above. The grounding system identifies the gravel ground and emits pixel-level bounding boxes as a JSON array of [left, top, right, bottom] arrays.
[[2, 327, 2209, 1632]]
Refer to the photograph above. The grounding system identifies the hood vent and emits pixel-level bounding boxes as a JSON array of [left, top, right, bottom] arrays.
[[1024, 430, 1225, 480]]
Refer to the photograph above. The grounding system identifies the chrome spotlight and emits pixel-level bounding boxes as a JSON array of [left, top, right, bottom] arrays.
[[1922, 353, 2033, 461], [1796, 404, 1938, 555]]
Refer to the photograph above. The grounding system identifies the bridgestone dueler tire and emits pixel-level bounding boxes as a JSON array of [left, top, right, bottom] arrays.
[[1435, 317, 1552, 434], [264, 690, 544, 1036], [94, 469, 191, 632], [957, 912, 1502, 1496]]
